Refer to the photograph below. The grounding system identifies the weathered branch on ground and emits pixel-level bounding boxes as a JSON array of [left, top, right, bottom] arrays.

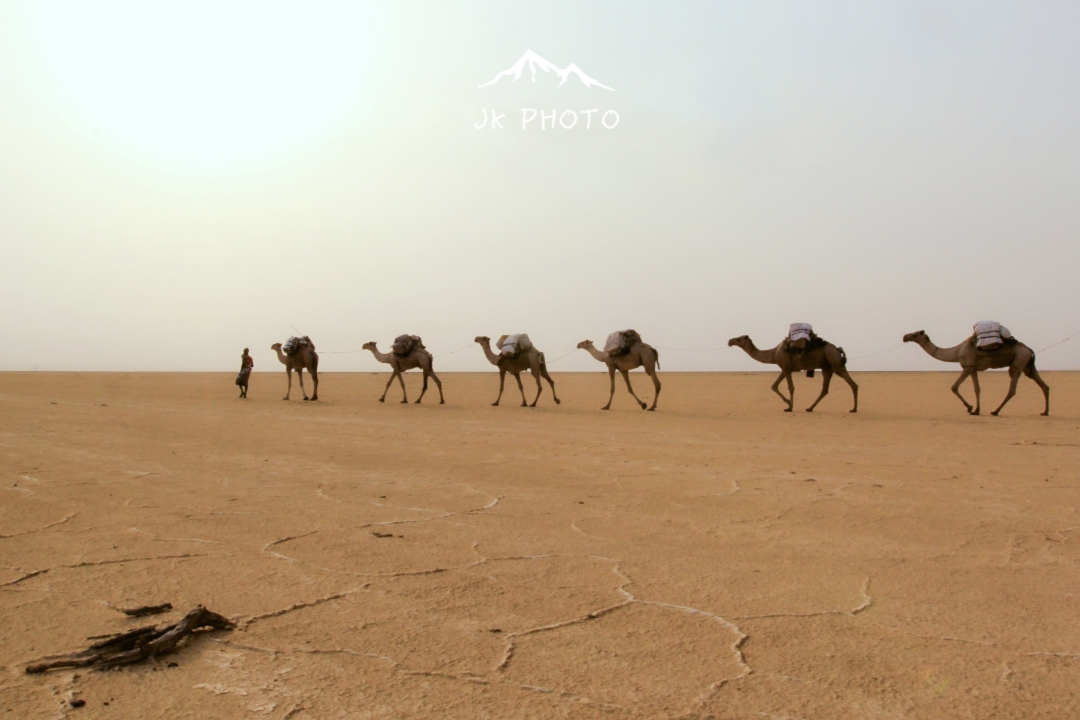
[[25, 605, 234, 674], [120, 603, 173, 617]]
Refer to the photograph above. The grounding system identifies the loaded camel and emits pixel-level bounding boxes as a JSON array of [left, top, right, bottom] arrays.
[[271, 337, 319, 401], [903, 329, 1049, 416], [475, 336, 560, 407], [577, 332, 661, 411], [728, 333, 858, 412], [362, 337, 445, 404]]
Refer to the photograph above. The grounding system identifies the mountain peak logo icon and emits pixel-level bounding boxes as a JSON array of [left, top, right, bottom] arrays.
[[479, 49, 614, 91]]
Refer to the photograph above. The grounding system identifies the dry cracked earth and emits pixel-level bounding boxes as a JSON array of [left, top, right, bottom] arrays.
[[1, 370, 1078, 718]]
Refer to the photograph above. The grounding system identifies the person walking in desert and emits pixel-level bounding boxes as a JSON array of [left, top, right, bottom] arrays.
[[236, 348, 253, 398]]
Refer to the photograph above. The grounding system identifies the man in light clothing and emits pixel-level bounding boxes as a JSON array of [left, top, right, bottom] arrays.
[[237, 348, 253, 398]]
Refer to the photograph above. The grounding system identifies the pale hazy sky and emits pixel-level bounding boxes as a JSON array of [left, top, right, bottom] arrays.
[[1, 1, 1077, 372]]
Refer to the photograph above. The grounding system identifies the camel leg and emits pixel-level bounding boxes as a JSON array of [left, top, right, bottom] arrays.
[[619, 368, 647, 410], [527, 356, 544, 407], [950, 368, 974, 414], [298, 369, 310, 401], [644, 359, 661, 411], [493, 369, 507, 406], [396, 372, 408, 403], [1024, 362, 1050, 416], [805, 369, 833, 412], [283, 368, 292, 400], [991, 365, 1023, 416], [602, 366, 616, 410], [540, 363, 560, 405], [836, 366, 858, 412], [430, 369, 445, 404], [309, 367, 318, 401], [770, 371, 793, 411], [416, 370, 428, 404], [969, 370, 981, 415], [379, 373, 396, 403], [517, 372, 531, 407]]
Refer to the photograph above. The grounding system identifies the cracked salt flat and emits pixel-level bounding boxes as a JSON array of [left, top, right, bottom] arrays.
[[2, 372, 1080, 718]]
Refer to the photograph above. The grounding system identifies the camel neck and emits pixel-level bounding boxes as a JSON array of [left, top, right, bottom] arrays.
[[478, 342, 502, 367], [918, 337, 961, 363], [366, 346, 393, 364], [582, 344, 607, 362], [741, 341, 777, 365]]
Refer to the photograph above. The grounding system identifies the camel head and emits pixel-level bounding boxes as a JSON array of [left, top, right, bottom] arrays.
[[903, 331, 927, 344], [728, 335, 751, 349], [474, 336, 490, 345], [576, 340, 594, 349], [271, 343, 282, 351], [362, 341, 377, 351]]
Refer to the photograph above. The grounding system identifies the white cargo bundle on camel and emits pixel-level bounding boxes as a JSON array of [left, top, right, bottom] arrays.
[[788, 323, 813, 345], [603, 329, 643, 357], [496, 333, 533, 358], [973, 321, 1012, 349], [281, 335, 313, 356]]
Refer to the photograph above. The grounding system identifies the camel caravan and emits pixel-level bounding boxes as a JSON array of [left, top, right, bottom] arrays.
[[248, 321, 1050, 416]]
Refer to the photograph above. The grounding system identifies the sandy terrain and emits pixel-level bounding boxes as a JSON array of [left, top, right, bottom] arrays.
[[1, 370, 1078, 719]]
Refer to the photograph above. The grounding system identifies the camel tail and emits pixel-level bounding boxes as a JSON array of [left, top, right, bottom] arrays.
[[838, 346, 848, 367], [655, 349, 660, 371]]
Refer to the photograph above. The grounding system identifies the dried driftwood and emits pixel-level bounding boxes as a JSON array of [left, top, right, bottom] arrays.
[[120, 603, 173, 617], [26, 605, 234, 674]]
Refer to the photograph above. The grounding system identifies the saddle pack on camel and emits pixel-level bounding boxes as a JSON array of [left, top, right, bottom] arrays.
[[496, 334, 533, 359], [785, 324, 830, 378], [785, 324, 826, 353], [282, 336, 313, 357], [392, 334, 424, 357], [604, 329, 642, 357], [972, 322, 1014, 352]]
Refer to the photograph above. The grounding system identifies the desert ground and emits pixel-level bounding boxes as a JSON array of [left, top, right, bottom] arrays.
[[1, 369, 1077, 719]]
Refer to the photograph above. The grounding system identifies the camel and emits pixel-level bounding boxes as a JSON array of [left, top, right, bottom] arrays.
[[728, 334, 858, 412], [271, 339, 319, 401], [903, 330, 1049, 416], [362, 340, 445, 404], [474, 336, 560, 407], [577, 337, 661, 411]]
